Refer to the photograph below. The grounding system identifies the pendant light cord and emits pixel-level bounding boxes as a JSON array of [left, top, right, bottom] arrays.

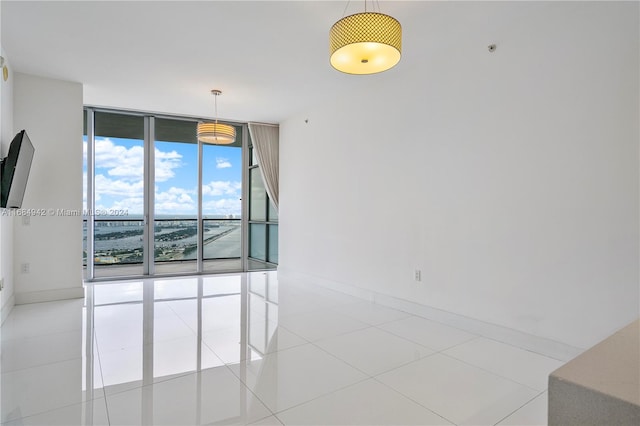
[[214, 92, 219, 126], [342, 0, 351, 17], [342, 0, 381, 17]]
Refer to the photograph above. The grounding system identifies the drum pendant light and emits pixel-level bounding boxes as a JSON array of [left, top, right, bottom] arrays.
[[329, 3, 402, 75], [197, 90, 236, 145]]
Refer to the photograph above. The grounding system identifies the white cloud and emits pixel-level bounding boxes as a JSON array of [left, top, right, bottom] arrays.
[[93, 174, 144, 212], [202, 181, 241, 197], [95, 174, 144, 197], [155, 187, 197, 214], [93, 175, 242, 216], [203, 198, 241, 216], [216, 157, 232, 169], [95, 138, 143, 181], [94, 138, 182, 183], [155, 148, 183, 182]]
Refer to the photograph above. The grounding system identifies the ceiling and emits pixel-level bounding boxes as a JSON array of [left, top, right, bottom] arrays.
[[1, 1, 565, 124]]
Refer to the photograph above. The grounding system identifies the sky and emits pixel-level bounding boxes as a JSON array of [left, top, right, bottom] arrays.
[[83, 137, 242, 217]]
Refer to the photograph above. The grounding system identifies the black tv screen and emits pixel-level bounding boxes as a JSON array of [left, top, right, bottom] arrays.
[[1, 130, 35, 209]]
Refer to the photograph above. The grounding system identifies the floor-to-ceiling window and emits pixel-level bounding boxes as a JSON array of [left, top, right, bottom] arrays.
[[153, 117, 199, 275], [90, 111, 146, 278], [247, 135, 278, 271], [83, 108, 271, 279], [201, 128, 243, 273]]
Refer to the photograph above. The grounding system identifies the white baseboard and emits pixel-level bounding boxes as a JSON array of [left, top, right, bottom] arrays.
[[278, 267, 583, 362], [1, 293, 15, 325], [15, 286, 85, 305]]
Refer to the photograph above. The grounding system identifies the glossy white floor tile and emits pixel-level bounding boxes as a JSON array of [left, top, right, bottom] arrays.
[[0, 299, 84, 341], [3, 397, 110, 426], [276, 378, 452, 425], [98, 346, 145, 393], [99, 338, 225, 397], [278, 310, 370, 342], [199, 295, 243, 333], [1, 358, 105, 422], [92, 282, 144, 306], [152, 302, 201, 342], [202, 321, 306, 364], [152, 335, 226, 378], [252, 321, 307, 355], [0, 272, 555, 425], [315, 327, 434, 375], [249, 415, 284, 425], [1, 329, 83, 373], [275, 288, 335, 317], [497, 391, 548, 425], [94, 303, 145, 353], [377, 354, 540, 425], [379, 315, 477, 351], [105, 365, 272, 425], [329, 300, 411, 326], [443, 337, 564, 391], [229, 343, 368, 413]]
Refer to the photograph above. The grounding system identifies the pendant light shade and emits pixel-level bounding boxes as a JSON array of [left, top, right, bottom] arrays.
[[330, 12, 402, 75], [196, 122, 236, 144], [197, 90, 236, 145]]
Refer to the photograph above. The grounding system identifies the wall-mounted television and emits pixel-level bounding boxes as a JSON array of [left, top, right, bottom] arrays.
[[1, 130, 35, 209]]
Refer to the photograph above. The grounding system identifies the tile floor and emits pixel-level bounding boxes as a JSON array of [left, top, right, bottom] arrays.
[[0, 272, 564, 425]]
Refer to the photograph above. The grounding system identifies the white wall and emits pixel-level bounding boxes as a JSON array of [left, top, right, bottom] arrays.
[[0, 45, 16, 322], [279, 2, 639, 350], [12, 73, 84, 304]]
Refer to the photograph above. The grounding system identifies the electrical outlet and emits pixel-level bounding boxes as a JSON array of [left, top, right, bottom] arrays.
[[414, 269, 422, 282], [22, 215, 30, 226], [21, 263, 30, 274], [0, 277, 4, 291]]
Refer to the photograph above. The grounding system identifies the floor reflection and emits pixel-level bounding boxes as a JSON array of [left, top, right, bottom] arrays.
[[2, 272, 279, 425], [90, 272, 279, 424]]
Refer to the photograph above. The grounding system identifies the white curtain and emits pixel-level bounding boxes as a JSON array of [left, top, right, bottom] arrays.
[[248, 122, 279, 211]]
